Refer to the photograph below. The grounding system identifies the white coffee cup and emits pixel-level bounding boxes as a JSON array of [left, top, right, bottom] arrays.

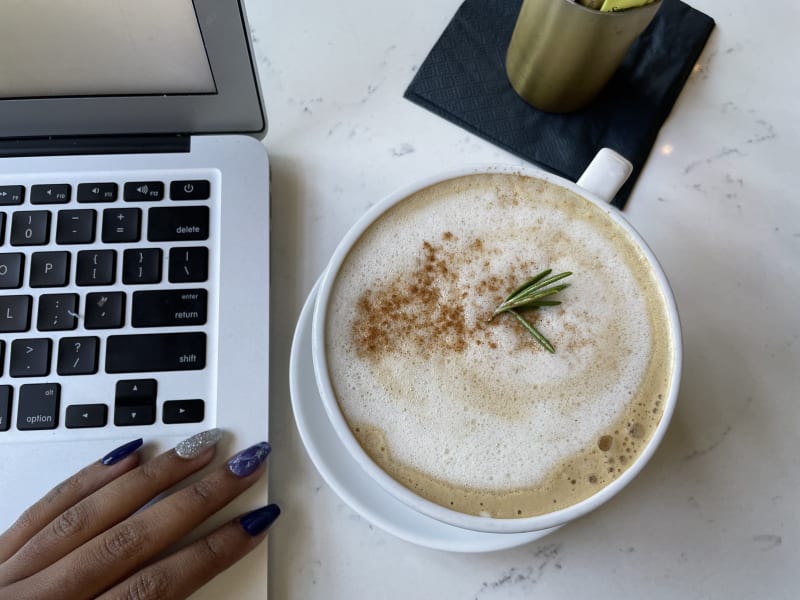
[[311, 149, 682, 534]]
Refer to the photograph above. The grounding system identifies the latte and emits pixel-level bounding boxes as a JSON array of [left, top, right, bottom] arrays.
[[324, 173, 674, 518]]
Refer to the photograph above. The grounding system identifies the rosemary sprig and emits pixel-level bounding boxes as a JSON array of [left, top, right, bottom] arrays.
[[489, 269, 572, 353]]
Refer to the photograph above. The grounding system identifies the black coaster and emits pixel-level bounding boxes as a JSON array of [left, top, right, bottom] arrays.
[[404, 0, 715, 208]]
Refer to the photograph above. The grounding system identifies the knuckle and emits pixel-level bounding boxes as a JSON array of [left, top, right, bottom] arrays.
[[51, 501, 92, 539], [99, 521, 148, 563], [44, 473, 83, 505], [120, 567, 172, 600], [137, 458, 163, 486], [199, 533, 230, 563], [187, 479, 216, 506]]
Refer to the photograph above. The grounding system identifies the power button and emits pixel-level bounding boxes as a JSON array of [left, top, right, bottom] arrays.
[[170, 180, 210, 201]]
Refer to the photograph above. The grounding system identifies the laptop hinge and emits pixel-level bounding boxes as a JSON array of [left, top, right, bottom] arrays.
[[0, 134, 190, 159]]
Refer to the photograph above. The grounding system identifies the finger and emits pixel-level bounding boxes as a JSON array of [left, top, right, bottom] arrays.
[[0, 429, 222, 585], [17, 442, 271, 600], [0, 438, 143, 564], [97, 505, 280, 600]]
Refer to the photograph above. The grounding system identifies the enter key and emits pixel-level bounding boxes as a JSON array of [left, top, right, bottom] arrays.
[[132, 289, 207, 328]]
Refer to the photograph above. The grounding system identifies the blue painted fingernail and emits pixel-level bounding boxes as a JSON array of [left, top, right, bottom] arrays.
[[101, 438, 143, 466], [227, 442, 271, 477], [240, 504, 280, 536]]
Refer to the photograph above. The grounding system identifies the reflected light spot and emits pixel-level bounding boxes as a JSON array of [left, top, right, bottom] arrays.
[[661, 144, 674, 156]]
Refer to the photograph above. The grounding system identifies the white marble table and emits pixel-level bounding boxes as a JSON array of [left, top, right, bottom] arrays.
[[247, 0, 799, 597]]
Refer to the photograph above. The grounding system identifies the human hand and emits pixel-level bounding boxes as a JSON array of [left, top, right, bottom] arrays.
[[0, 429, 278, 600]]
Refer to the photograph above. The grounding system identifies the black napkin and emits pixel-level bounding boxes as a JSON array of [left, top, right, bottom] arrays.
[[404, 0, 715, 208]]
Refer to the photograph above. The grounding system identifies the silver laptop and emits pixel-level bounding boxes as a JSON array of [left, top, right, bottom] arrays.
[[0, 1, 270, 597]]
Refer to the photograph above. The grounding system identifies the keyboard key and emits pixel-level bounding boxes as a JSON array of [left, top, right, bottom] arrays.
[[102, 208, 141, 243], [124, 181, 164, 202], [38, 293, 79, 331], [30, 251, 70, 287], [163, 399, 205, 424], [57, 336, 100, 375], [77, 183, 118, 203], [0, 295, 32, 333], [16, 383, 60, 430], [0, 212, 5, 245], [10, 211, 50, 246], [170, 180, 210, 201], [76, 249, 116, 285], [132, 289, 207, 328], [0, 253, 24, 288], [106, 332, 206, 373], [147, 206, 209, 242], [56, 209, 96, 244], [0, 185, 24, 205], [10, 338, 52, 377], [0, 341, 4, 376], [114, 379, 157, 426], [31, 184, 71, 205], [168, 246, 208, 283], [0, 385, 11, 431], [85, 291, 126, 329], [66, 404, 108, 428], [122, 248, 162, 284]]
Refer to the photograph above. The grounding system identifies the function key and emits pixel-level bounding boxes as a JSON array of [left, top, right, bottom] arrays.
[[31, 184, 71, 205], [170, 180, 210, 201], [77, 183, 118, 203], [124, 181, 164, 202], [0, 185, 24, 206]]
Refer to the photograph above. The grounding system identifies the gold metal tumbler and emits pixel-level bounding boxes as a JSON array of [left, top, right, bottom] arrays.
[[506, 0, 661, 113]]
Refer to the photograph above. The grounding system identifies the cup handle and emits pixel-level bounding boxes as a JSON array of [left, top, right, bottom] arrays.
[[576, 148, 633, 205]]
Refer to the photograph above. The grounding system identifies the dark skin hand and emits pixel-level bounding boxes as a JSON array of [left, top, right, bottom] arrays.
[[0, 430, 279, 600]]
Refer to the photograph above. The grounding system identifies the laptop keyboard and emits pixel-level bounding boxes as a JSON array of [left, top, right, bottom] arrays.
[[0, 174, 218, 435]]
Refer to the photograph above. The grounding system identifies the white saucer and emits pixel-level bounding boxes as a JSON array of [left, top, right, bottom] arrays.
[[289, 279, 557, 552]]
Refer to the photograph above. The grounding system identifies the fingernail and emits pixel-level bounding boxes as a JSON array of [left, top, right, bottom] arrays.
[[175, 428, 224, 459], [101, 438, 143, 466], [240, 504, 280, 536], [227, 442, 271, 477]]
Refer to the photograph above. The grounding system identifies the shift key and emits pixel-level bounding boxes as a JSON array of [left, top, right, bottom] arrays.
[[106, 332, 206, 373], [147, 206, 209, 241]]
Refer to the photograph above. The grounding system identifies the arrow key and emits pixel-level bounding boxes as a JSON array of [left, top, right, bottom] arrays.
[[163, 399, 204, 424], [66, 404, 107, 428], [115, 379, 156, 426]]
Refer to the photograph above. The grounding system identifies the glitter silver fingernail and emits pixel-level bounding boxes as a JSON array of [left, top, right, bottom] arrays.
[[175, 428, 224, 459]]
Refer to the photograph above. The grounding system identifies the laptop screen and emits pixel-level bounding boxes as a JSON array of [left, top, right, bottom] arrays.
[[0, 0, 216, 99], [0, 0, 264, 139]]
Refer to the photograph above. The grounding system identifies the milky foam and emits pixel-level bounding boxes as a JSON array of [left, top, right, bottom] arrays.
[[325, 173, 674, 517]]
